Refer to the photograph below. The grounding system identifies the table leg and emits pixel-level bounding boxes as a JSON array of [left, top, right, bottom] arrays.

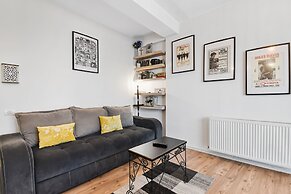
[[127, 155, 140, 194], [126, 158, 134, 194], [183, 146, 188, 182], [150, 162, 154, 193]]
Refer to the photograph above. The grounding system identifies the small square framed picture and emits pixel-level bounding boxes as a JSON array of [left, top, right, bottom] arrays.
[[246, 42, 290, 95], [1, 63, 19, 84], [171, 35, 195, 74], [203, 37, 236, 82]]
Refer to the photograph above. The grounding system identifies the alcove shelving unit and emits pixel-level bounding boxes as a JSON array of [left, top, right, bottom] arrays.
[[133, 39, 166, 115]]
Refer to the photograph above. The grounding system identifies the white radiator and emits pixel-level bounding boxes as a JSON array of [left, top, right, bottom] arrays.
[[209, 117, 291, 169]]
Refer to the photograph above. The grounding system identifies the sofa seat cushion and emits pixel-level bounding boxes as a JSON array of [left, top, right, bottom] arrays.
[[33, 126, 155, 182], [123, 126, 156, 146]]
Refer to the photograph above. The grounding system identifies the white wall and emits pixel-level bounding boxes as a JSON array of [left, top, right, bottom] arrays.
[[0, 0, 133, 134], [166, 0, 291, 149]]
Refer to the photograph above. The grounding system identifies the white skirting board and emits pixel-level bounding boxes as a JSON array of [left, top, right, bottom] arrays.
[[188, 145, 291, 174]]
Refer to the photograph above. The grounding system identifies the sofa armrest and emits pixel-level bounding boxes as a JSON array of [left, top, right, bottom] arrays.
[[0, 133, 35, 194], [133, 116, 162, 138]]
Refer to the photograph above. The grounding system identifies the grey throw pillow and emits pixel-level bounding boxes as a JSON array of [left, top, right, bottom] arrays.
[[104, 105, 134, 127], [15, 108, 74, 147], [71, 107, 107, 138]]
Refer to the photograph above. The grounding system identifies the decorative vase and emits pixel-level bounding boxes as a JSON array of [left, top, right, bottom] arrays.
[[134, 49, 138, 57], [138, 48, 143, 56]]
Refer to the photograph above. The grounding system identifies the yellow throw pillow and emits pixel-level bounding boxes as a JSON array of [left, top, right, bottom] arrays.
[[37, 123, 76, 149], [100, 115, 123, 134]]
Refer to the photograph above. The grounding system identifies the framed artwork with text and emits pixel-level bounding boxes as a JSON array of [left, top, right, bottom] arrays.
[[203, 37, 236, 82], [246, 42, 290, 95]]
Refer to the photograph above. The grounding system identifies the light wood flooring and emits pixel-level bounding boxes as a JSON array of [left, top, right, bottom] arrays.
[[64, 149, 291, 194]]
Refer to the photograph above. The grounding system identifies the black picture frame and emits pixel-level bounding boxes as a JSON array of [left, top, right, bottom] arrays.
[[171, 35, 195, 74], [72, 31, 99, 74], [245, 42, 290, 95], [203, 37, 236, 82]]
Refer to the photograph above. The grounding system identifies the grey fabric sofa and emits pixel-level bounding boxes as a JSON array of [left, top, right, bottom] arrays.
[[0, 107, 162, 194]]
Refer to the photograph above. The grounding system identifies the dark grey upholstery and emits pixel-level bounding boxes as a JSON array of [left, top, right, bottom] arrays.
[[33, 126, 155, 183], [0, 116, 162, 194], [36, 151, 129, 194], [0, 133, 35, 194], [133, 116, 163, 138]]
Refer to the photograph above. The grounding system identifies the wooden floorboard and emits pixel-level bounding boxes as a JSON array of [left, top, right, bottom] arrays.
[[64, 149, 291, 194]]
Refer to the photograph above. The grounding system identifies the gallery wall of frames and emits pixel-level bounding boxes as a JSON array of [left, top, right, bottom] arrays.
[[171, 35, 290, 96]]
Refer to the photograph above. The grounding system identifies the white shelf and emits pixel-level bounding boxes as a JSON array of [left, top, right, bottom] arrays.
[[138, 77, 166, 81], [135, 64, 166, 72], [140, 106, 166, 111], [135, 92, 166, 96], [134, 50, 166, 60]]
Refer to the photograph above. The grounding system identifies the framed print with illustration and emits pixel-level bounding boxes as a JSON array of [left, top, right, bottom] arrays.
[[246, 42, 290, 95], [171, 35, 195, 74], [72, 31, 99, 73], [203, 37, 235, 82]]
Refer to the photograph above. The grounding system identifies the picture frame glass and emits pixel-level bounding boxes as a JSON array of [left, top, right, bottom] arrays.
[[203, 37, 235, 82], [172, 35, 195, 74], [72, 31, 99, 73], [246, 43, 290, 95]]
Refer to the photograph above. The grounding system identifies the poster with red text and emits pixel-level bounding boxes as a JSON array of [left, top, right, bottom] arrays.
[[246, 43, 290, 95]]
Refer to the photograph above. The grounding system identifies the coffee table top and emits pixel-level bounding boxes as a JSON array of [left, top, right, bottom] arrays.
[[129, 136, 187, 161]]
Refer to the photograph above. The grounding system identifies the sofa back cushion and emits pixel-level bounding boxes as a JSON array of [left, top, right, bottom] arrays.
[[15, 108, 74, 147], [104, 105, 134, 127], [71, 107, 107, 138]]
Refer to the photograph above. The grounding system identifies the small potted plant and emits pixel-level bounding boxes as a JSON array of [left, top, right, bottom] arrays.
[[133, 40, 142, 56]]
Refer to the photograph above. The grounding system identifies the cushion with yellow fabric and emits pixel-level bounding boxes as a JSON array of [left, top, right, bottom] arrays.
[[37, 123, 76, 148], [99, 115, 123, 134]]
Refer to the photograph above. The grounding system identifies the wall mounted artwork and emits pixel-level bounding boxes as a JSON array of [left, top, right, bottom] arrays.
[[72, 31, 99, 73], [246, 42, 290, 95], [1, 63, 19, 83], [171, 35, 195, 74], [203, 37, 236, 82]]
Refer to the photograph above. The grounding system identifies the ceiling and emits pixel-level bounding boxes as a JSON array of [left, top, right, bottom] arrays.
[[52, 0, 232, 38]]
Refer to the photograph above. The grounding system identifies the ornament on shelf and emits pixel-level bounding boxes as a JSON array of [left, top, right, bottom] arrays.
[[133, 40, 142, 56]]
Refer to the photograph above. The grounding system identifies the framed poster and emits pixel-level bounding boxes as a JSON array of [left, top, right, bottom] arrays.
[[246, 42, 290, 95], [171, 35, 195, 74], [203, 37, 235, 82], [1, 63, 19, 83], [72, 31, 99, 73]]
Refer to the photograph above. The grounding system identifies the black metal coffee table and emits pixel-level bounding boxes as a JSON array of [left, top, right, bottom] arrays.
[[126, 136, 187, 194]]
